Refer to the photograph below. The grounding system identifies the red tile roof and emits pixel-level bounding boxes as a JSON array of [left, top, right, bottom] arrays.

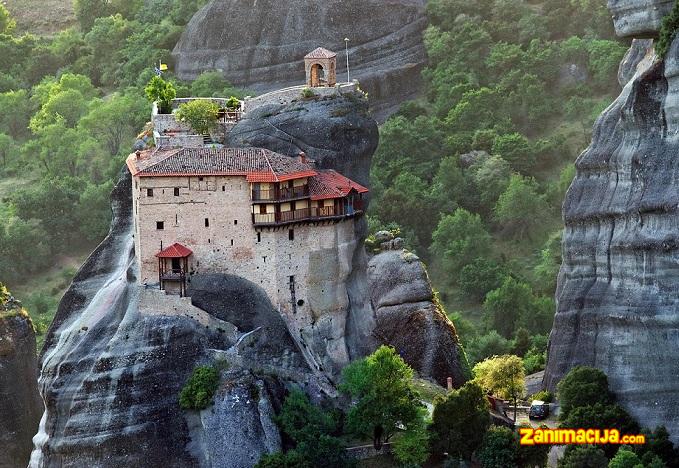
[[127, 147, 318, 182], [304, 47, 337, 59], [309, 170, 369, 200], [156, 243, 193, 258]]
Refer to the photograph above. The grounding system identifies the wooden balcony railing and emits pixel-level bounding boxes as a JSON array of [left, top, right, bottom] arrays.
[[251, 185, 310, 202], [252, 201, 364, 225]]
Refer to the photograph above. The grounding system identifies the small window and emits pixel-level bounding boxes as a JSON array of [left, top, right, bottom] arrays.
[[231, 239, 234, 246], [263, 256, 267, 263], [297, 299, 305, 307], [205, 218, 210, 227], [174, 187, 180, 196], [147, 188, 154, 197], [289, 229, 294, 241], [222, 186, 226, 192], [257, 232, 261, 243], [199, 177, 204, 181], [156, 221, 164, 230], [234, 220, 238, 225]]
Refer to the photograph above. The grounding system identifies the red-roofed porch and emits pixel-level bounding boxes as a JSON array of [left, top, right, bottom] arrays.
[[156, 243, 192, 296]]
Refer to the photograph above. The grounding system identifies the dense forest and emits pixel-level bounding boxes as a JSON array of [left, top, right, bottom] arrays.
[[368, 0, 628, 370], [0, 0, 248, 342], [0, 0, 628, 367]]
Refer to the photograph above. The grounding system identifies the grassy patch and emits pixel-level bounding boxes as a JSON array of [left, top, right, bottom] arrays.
[[4, 0, 76, 36], [8, 248, 90, 349]]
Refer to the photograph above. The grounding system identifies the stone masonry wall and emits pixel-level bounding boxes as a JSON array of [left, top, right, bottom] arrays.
[[133, 174, 360, 375]]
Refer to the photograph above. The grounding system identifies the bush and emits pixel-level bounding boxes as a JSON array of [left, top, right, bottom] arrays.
[[176, 99, 219, 135], [477, 426, 517, 468], [559, 445, 608, 468], [301, 87, 315, 99], [392, 423, 430, 467], [657, 1, 679, 58], [145, 75, 176, 114], [530, 390, 553, 403], [179, 365, 220, 410], [557, 366, 613, 418]]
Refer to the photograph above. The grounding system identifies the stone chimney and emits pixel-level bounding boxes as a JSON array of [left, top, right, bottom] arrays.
[[135, 150, 141, 160], [298, 151, 307, 164], [447, 377, 453, 391]]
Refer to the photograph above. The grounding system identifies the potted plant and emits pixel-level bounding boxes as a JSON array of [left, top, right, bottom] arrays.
[[176, 99, 219, 136]]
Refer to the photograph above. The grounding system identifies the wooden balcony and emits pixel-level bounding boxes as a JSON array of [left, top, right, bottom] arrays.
[[252, 203, 364, 226], [251, 185, 310, 202]]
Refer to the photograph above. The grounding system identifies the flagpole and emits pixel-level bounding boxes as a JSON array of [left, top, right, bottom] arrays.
[[344, 38, 350, 83]]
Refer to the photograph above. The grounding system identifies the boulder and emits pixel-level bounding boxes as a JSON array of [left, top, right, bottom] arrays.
[[172, 0, 428, 120], [0, 307, 42, 468], [368, 250, 470, 388]]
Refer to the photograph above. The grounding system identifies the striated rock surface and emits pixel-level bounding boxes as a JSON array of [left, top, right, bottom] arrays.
[[545, 2, 679, 441], [368, 249, 470, 388], [618, 39, 654, 86], [608, 0, 674, 38], [172, 0, 428, 119], [0, 297, 42, 468], [228, 91, 378, 190]]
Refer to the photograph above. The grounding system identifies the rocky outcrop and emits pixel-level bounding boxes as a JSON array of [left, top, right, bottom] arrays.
[[368, 246, 470, 388], [0, 297, 42, 468], [618, 39, 654, 86], [607, 0, 674, 38], [544, 1, 679, 441], [228, 91, 378, 189], [172, 0, 428, 119]]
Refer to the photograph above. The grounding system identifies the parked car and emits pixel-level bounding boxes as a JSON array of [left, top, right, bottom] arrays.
[[529, 400, 550, 420]]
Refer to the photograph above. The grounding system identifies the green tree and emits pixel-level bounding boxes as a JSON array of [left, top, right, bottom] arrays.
[[483, 277, 536, 339], [74, 0, 114, 32], [79, 93, 147, 156], [255, 451, 310, 468], [492, 133, 534, 174], [559, 446, 608, 468], [472, 155, 511, 211], [466, 330, 513, 366], [459, 258, 506, 301], [145, 75, 177, 114], [477, 426, 518, 468], [191, 71, 240, 97], [274, 389, 348, 468], [0, 133, 14, 167], [78, 181, 113, 241], [512, 328, 531, 357], [392, 421, 430, 467], [516, 423, 549, 468], [0, 90, 33, 138], [608, 447, 642, 468], [430, 381, 490, 462], [0, 4, 16, 35], [340, 345, 424, 448], [557, 366, 613, 419], [176, 99, 219, 135], [473, 355, 525, 421], [494, 174, 549, 240], [431, 208, 492, 278]]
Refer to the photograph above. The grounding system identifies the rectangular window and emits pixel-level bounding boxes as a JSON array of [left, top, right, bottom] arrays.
[[234, 220, 238, 225], [199, 177, 204, 181], [257, 232, 261, 243], [222, 186, 226, 192], [156, 221, 164, 230], [205, 218, 210, 227], [289, 229, 294, 241], [147, 188, 154, 197], [174, 187, 180, 196]]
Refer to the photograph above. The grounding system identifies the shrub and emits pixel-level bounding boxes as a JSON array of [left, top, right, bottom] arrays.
[[530, 390, 553, 403], [145, 75, 176, 114], [301, 87, 316, 99], [559, 445, 608, 468], [557, 366, 613, 418], [393, 423, 430, 467], [476, 426, 517, 468], [179, 365, 220, 410], [176, 99, 219, 135], [226, 96, 240, 109], [657, 1, 679, 58]]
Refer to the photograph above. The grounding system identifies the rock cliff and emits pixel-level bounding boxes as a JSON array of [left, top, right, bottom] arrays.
[[368, 246, 470, 388], [0, 295, 42, 468], [172, 0, 428, 119], [544, 1, 679, 441], [31, 93, 468, 466]]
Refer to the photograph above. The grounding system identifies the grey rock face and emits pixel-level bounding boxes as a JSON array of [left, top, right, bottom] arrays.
[[543, 33, 679, 440], [0, 312, 42, 468], [607, 0, 674, 37], [227, 93, 378, 189], [368, 250, 469, 387], [618, 39, 654, 86], [172, 0, 428, 119]]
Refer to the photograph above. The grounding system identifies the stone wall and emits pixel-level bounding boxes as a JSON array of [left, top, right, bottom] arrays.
[[133, 174, 362, 375], [244, 82, 358, 114]]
